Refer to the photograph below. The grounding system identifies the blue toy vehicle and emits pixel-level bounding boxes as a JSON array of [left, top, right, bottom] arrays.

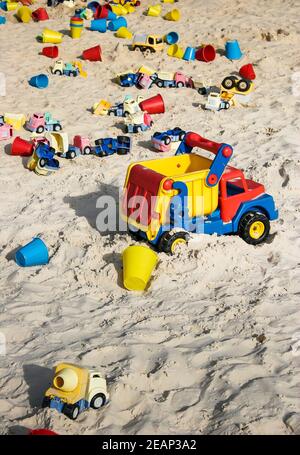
[[108, 103, 125, 117], [94, 136, 131, 157], [119, 73, 139, 87], [35, 142, 59, 171]]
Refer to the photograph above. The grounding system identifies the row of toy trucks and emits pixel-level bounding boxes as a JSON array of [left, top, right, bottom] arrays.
[[119, 69, 207, 94]]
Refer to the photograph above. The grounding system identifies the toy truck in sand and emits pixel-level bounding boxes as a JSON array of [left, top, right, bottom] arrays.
[[131, 34, 164, 56], [26, 112, 62, 134], [42, 363, 109, 420], [122, 132, 278, 254]]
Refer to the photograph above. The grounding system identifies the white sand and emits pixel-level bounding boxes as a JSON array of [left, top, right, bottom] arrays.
[[0, 0, 300, 435]]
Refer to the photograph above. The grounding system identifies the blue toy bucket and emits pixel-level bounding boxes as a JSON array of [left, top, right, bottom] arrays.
[[165, 32, 179, 45], [90, 18, 107, 32], [107, 10, 117, 20], [225, 39, 243, 60], [0, 15, 6, 24], [107, 17, 127, 32], [183, 46, 196, 61], [15, 238, 49, 267], [0, 2, 7, 11], [87, 1, 99, 13], [29, 74, 49, 89]]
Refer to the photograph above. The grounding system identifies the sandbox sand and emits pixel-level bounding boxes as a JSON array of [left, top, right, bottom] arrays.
[[0, 0, 300, 435]]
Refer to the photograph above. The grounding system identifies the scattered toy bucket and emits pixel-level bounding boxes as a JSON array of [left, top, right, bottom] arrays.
[[167, 43, 184, 59], [147, 4, 161, 17], [164, 8, 180, 21], [17, 5, 32, 22], [139, 94, 165, 114], [29, 429, 58, 436], [164, 31, 179, 44], [115, 26, 132, 39], [41, 28, 63, 44], [107, 16, 127, 31], [41, 45, 59, 58], [70, 16, 84, 39], [6, 2, 19, 11], [4, 113, 26, 130], [183, 46, 196, 61], [82, 45, 102, 61], [87, 1, 99, 14], [110, 4, 127, 15], [0, 15, 6, 24], [29, 74, 49, 89], [90, 18, 107, 32], [239, 63, 256, 80], [15, 238, 49, 267], [11, 136, 33, 156], [195, 44, 216, 62], [122, 245, 158, 291], [225, 39, 243, 60], [32, 7, 49, 21]]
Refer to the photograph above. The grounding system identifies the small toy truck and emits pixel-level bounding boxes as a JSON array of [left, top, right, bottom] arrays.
[[125, 112, 153, 133], [205, 91, 232, 111], [42, 363, 109, 420], [108, 97, 143, 117], [152, 72, 194, 89], [0, 121, 13, 141], [221, 75, 253, 94], [122, 132, 278, 253], [132, 34, 164, 56], [119, 73, 140, 88], [94, 136, 131, 156], [27, 142, 59, 176], [151, 128, 186, 152], [26, 112, 62, 134], [51, 59, 79, 77]]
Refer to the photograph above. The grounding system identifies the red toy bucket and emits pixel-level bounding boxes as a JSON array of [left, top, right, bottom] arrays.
[[82, 45, 102, 61], [139, 94, 165, 114], [41, 45, 59, 58], [29, 429, 58, 436], [195, 45, 216, 62], [11, 137, 33, 156], [95, 5, 109, 19], [32, 8, 49, 22], [239, 63, 256, 80]]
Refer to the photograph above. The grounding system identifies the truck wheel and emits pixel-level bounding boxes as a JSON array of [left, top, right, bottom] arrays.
[[68, 150, 76, 159], [237, 78, 251, 92], [222, 76, 236, 90], [54, 70, 62, 76], [176, 81, 184, 88], [136, 126, 142, 133], [36, 126, 44, 134], [158, 231, 190, 255], [224, 102, 230, 110], [238, 212, 270, 245], [39, 158, 47, 167], [117, 148, 128, 155], [198, 87, 207, 95], [157, 80, 164, 88], [41, 396, 50, 408], [163, 136, 171, 145], [90, 394, 106, 409], [83, 146, 92, 155], [54, 124, 62, 131], [63, 403, 80, 420], [143, 48, 151, 57]]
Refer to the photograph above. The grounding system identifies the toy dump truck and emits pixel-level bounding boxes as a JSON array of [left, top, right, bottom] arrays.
[[122, 132, 278, 253], [42, 363, 109, 420], [26, 112, 62, 134], [51, 59, 84, 77], [132, 33, 164, 56], [27, 142, 59, 176], [94, 136, 131, 156]]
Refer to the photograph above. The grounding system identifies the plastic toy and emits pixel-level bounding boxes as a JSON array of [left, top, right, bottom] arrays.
[[164, 8, 180, 21], [11, 136, 33, 156], [115, 26, 132, 39], [193, 78, 209, 95], [82, 45, 102, 62], [70, 16, 83, 39], [123, 245, 158, 291], [27, 142, 59, 175], [94, 136, 131, 156], [195, 44, 216, 62], [26, 113, 62, 134], [151, 71, 194, 88], [29, 429, 58, 436], [125, 112, 153, 133], [164, 31, 179, 44], [0, 15, 6, 24], [15, 237, 49, 267], [108, 17, 127, 31], [32, 7, 49, 21], [90, 18, 107, 32], [42, 45, 59, 59], [139, 93, 165, 114], [239, 63, 256, 80], [0, 122, 13, 141], [183, 46, 196, 61], [107, 96, 143, 117], [225, 39, 243, 60], [92, 99, 111, 115], [221, 75, 253, 94], [29, 74, 49, 89], [167, 43, 184, 59], [42, 363, 109, 420], [4, 113, 26, 130], [17, 6, 32, 22], [122, 132, 278, 253], [205, 91, 232, 111], [119, 73, 139, 87], [147, 4, 161, 17], [45, 132, 69, 155], [132, 33, 164, 56], [51, 60, 86, 78], [73, 135, 93, 154], [151, 128, 186, 152], [40, 28, 63, 44]]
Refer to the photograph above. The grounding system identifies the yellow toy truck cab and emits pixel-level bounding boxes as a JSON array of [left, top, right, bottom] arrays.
[[132, 33, 164, 56], [93, 99, 112, 116], [43, 362, 109, 420]]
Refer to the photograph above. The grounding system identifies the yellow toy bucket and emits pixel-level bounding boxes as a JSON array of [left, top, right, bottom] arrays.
[[122, 245, 158, 291], [167, 43, 184, 58], [17, 6, 32, 23], [41, 28, 63, 44], [115, 27, 132, 39], [164, 8, 180, 21], [4, 113, 26, 130], [147, 4, 162, 16], [6, 2, 19, 11]]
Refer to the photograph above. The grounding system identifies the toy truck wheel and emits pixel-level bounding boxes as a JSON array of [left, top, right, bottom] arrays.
[[224, 102, 230, 110], [117, 148, 128, 155], [198, 87, 207, 95], [42, 397, 50, 408], [238, 212, 270, 245], [54, 70, 62, 75], [90, 393, 106, 409], [83, 146, 92, 155], [163, 136, 171, 145], [36, 126, 44, 134], [136, 126, 142, 133], [68, 150, 76, 159], [158, 231, 190, 255], [143, 48, 151, 57], [237, 79, 251, 92], [63, 403, 80, 420], [53, 124, 62, 132], [176, 81, 184, 88], [39, 158, 47, 167], [156, 80, 164, 88], [222, 76, 236, 89]]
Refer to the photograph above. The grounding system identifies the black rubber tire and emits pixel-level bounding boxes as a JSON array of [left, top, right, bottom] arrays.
[[39, 158, 46, 167], [143, 48, 151, 57], [157, 80, 164, 88], [153, 132, 161, 138], [238, 212, 270, 245], [54, 70, 62, 75], [63, 403, 80, 420], [68, 150, 76, 159], [222, 76, 236, 89], [41, 396, 50, 408], [83, 146, 92, 155], [237, 78, 251, 92], [158, 231, 190, 255], [179, 132, 186, 141], [54, 124, 62, 131], [163, 136, 171, 145], [198, 87, 207, 95], [108, 110, 115, 116], [117, 148, 128, 155], [224, 102, 230, 110], [36, 126, 44, 134], [176, 81, 184, 88], [90, 393, 106, 409], [136, 126, 142, 133]]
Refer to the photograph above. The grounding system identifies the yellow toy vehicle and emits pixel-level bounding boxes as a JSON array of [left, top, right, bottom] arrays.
[[221, 75, 254, 96], [42, 363, 109, 420], [132, 33, 164, 56]]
